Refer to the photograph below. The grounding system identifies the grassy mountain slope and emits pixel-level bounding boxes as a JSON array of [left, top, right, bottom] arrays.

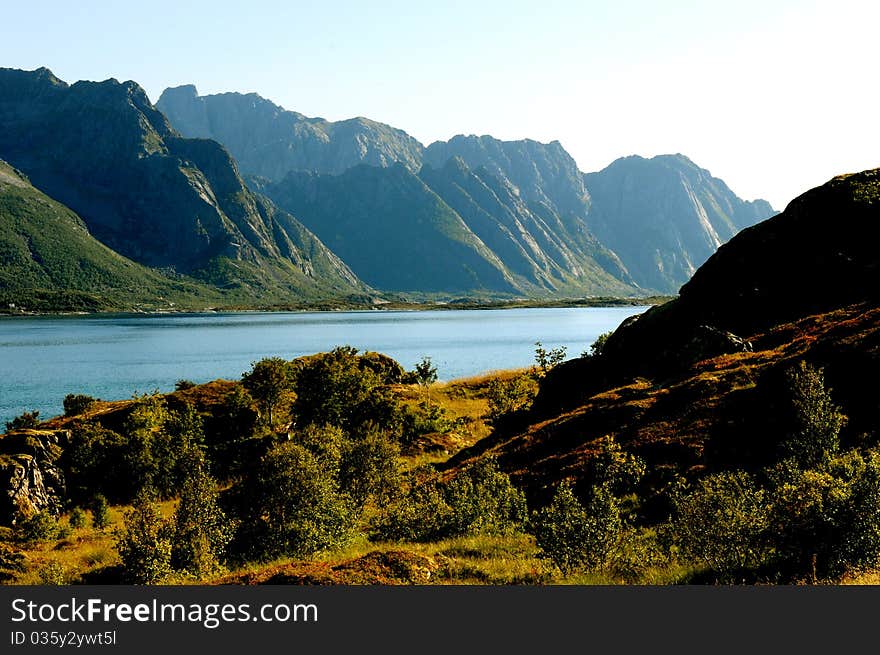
[[0, 160, 222, 311], [0, 68, 367, 302], [448, 167, 880, 500]]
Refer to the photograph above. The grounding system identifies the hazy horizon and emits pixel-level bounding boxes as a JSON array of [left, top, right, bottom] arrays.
[[3, 0, 878, 209]]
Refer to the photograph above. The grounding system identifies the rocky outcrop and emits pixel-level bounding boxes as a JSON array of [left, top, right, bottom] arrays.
[[0, 430, 68, 525]]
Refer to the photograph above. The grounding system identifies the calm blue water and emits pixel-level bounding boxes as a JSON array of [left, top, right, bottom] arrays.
[[0, 306, 647, 426]]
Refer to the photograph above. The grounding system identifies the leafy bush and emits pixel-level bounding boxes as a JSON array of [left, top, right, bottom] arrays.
[[768, 450, 880, 579], [672, 471, 769, 576], [68, 507, 88, 529], [241, 357, 294, 428], [115, 492, 173, 584], [292, 347, 405, 436], [413, 356, 438, 404], [589, 435, 646, 494], [174, 379, 196, 391], [530, 481, 622, 575], [230, 442, 356, 562], [37, 561, 67, 585], [90, 495, 110, 530], [5, 410, 40, 432], [534, 342, 566, 376], [486, 374, 538, 423], [339, 429, 403, 507], [372, 459, 526, 542], [171, 456, 234, 577], [584, 331, 612, 358], [16, 510, 60, 543], [63, 394, 97, 416], [781, 361, 846, 468]]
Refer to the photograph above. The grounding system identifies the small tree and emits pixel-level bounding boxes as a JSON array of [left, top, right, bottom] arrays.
[[413, 356, 438, 405], [232, 442, 355, 561], [585, 331, 612, 358], [673, 471, 769, 576], [486, 373, 538, 423], [534, 342, 567, 376], [16, 510, 60, 544], [339, 429, 403, 508], [5, 410, 40, 432], [174, 379, 196, 391], [69, 507, 88, 529], [91, 495, 111, 530], [781, 361, 846, 468], [171, 456, 233, 577], [115, 491, 173, 584], [241, 357, 294, 428], [530, 480, 621, 575], [63, 394, 97, 416], [590, 436, 646, 494]]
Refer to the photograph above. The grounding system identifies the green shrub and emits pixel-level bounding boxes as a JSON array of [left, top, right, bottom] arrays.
[[781, 361, 845, 468], [530, 481, 622, 575], [5, 410, 40, 432], [339, 429, 403, 507], [17, 510, 60, 544], [241, 357, 294, 428], [90, 495, 111, 530], [171, 457, 234, 577], [231, 442, 356, 561], [68, 507, 88, 529], [486, 374, 538, 423], [63, 394, 97, 416], [534, 342, 567, 375], [174, 379, 196, 391], [37, 561, 67, 585], [673, 471, 769, 576], [115, 492, 173, 584]]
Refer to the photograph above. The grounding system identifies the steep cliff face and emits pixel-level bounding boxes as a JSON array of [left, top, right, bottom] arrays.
[[0, 430, 68, 524], [0, 68, 366, 300], [584, 154, 776, 293], [157, 85, 426, 179]]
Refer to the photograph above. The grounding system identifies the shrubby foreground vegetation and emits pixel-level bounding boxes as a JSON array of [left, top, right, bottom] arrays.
[[2, 341, 880, 585]]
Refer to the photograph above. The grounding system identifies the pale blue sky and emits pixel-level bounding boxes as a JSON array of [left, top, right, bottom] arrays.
[[2, 0, 878, 209]]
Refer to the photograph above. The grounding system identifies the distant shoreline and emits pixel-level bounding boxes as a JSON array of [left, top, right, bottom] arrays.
[[0, 295, 672, 318]]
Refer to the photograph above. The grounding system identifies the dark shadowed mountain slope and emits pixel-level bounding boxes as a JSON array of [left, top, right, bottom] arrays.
[[583, 154, 776, 293], [0, 68, 366, 301], [157, 85, 425, 179], [0, 159, 221, 311]]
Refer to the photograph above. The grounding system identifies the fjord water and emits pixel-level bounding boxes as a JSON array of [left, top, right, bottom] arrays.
[[0, 306, 647, 427]]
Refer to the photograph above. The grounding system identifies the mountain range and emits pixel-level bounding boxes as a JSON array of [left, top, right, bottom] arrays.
[[0, 68, 777, 309]]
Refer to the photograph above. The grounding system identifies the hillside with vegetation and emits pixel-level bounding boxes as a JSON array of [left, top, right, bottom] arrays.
[[0, 67, 368, 305]]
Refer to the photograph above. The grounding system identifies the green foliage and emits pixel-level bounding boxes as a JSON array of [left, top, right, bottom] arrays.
[[672, 471, 769, 576], [241, 357, 294, 428], [768, 450, 880, 579], [66, 422, 128, 503], [68, 507, 88, 529], [90, 495, 110, 530], [37, 561, 67, 585], [115, 491, 173, 584], [291, 347, 404, 436], [231, 442, 355, 562], [171, 455, 234, 577], [589, 435, 646, 494], [413, 356, 438, 404], [534, 341, 567, 376], [372, 459, 526, 542], [486, 373, 538, 423], [5, 410, 40, 432], [781, 361, 846, 468], [16, 510, 60, 544], [174, 379, 196, 391], [339, 429, 404, 507], [443, 458, 528, 537], [204, 385, 260, 479], [530, 481, 622, 575], [584, 331, 612, 358], [63, 394, 97, 416]]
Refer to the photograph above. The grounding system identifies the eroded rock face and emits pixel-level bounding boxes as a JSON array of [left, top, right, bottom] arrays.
[[0, 430, 68, 525]]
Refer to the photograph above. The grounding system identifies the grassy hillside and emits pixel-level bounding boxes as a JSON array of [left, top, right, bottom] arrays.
[[0, 161, 225, 312]]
